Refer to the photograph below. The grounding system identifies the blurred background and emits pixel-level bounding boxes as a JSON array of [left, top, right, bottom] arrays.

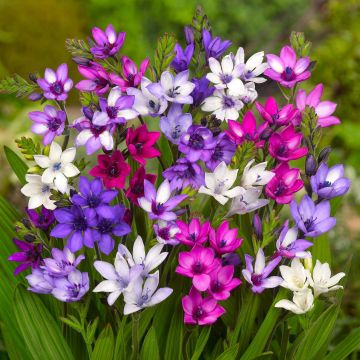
[[0, 0, 359, 344]]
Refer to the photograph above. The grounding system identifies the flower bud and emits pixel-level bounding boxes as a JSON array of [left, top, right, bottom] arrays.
[[21, 218, 32, 230], [253, 213, 263, 240], [82, 106, 94, 120], [24, 234, 36, 243], [318, 147, 332, 163], [259, 127, 273, 141], [72, 57, 91, 66], [29, 73, 38, 83], [28, 92, 43, 102], [222, 253, 241, 267], [305, 154, 317, 176], [304, 256, 313, 271], [184, 26, 194, 44]]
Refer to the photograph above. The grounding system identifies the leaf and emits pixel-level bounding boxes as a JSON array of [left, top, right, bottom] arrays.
[[4, 146, 28, 185], [140, 327, 160, 360], [215, 344, 239, 360], [15, 137, 42, 161], [190, 326, 211, 360], [65, 38, 92, 59], [91, 324, 114, 360], [0, 74, 38, 98], [13, 286, 74, 360], [157, 134, 173, 169], [164, 301, 184, 360]]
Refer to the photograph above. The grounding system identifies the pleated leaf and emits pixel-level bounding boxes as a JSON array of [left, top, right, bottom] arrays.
[[190, 326, 211, 360], [140, 326, 160, 360], [91, 324, 114, 360], [164, 301, 184, 360]]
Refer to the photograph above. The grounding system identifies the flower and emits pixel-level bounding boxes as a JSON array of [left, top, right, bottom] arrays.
[[206, 133, 236, 171], [176, 245, 220, 291], [265, 162, 303, 204], [275, 289, 314, 314], [171, 43, 194, 73], [37, 63, 73, 101], [153, 221, 180, 246], [163, 158, 205, 191], [126, 124, 161, 165], [93, 252, 143, 305], [34, 142, 79, 194], [290, 195, 336, 237], [182, 287, 225, 325], [26, 269, 54, 294], [307, 260, 345, 297], [226, 111, 268, 146], [21, 174, 56, 210], [235, 47, 268, 83], [89, 151, 131, 189], [160, 104, 192, 144], [227, 188, 270, 216], [90, 24, 125, 59], [199, 162, 242, 205], [26, 207, 55, 230], [209, 220, 242, 254], [242, 249, 282, 293], [201, 89, 244, 121], [126, 77, 168, 116], [275, 221, 312, 259], [51, 205, 97, 252], [208, 265, 241, 300], [191, 76, 215, 107], [123, 271, 173, 315], [279, 258, 310, 292], [175, 218, 210, 247], [147, 70, 195, 104], [28, 105, 66, 145], [202, 29, 231, 61], [126, 166, 156, 206], [265, 45, 311, 88], [296, 84, 340, 127], [310, 162, 350, 200], [240, 82, 258, 104], [138, 179, 187, 221], [241, 159, 274, 188], [268, 125, 308, 162], [76, 63, 110, 95], [178, 125, 216, 162], [8, 239, 43, 275], [52, 270, 89, 302]]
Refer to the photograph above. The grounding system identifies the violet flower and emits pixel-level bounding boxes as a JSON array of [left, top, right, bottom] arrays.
[[191, 76, 215, 107], [202, 29, 231, 61], [52, 270, 89, 302], [206, 133, 236, 171], [208, 265, 241, 300], [26, 269, 54, 294], [76, 63, 110, 95], [154, 221, 180, 246], [171, 43, 194, 72], [175, 218, 211, 247], [209, 220, 242, 255], [26, 207, 55, 230]]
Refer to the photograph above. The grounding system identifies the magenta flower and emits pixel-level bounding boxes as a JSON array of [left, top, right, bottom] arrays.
[[269, 125, 308, 161], [8, 239, 43, 275], [175, 218, 210, 247], [76, 63, 110, 95], [126, 124, 160, 165], [265, 162, 303, 204], [26, 207, 55, 230], [265, 45, 311, 88], [90, 24, 125, 59], [176, 245, 220, 291], [208, 265, 241, 300], [37, 63, 73, 101], [182, 287, 225, 325], [209, 220, 242, 255], [296, 84, 340, 127]]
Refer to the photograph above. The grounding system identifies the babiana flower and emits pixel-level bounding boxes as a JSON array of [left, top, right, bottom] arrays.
[[241, 159, 274, 188], [275, 289, 314, 315], [279, 258, 310, 292]]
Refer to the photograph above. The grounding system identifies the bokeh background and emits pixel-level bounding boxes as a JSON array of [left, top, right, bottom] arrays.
[[0, 0, 359, 346]]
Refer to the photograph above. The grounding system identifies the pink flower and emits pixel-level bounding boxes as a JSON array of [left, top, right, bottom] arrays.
[[208, 265, 241, 300], [176, 245, 220, 291], [76, 63, 111, 95], [110, 56, 149, 91], [175, 218, 210, 247], [209, 220, 242, 254], [226, 111, 268, 147], [265, 162, 303, 204], [126, 124, 160, 165], [296, 84, 340, 127], [265, 46, 311, 88], [182, 287, 225, 325], [269, 125, 308, 161]]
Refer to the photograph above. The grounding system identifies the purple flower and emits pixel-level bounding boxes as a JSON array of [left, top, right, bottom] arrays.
[[160, 104, 192, 145], [171, 43, 194, 73], [163, 158, 205, 191], [154, 221, 180, 246], [290, 195, 336, 237], [191, 76, 215, 107], [222, 253, 241, 267], [26, 269, 54, 294], [76, 63, 110, 95], [242, 249, 282, 293], [311, 162, 350, 200], [90, 24, 125, 59], [138, 179, 187, 221], [52, 270, 89, 302], [202, 29, 231, 61], [206, 133, 236, 171], [26, 207, 55, 230], [28, 105, 66, 145], [179, 125, 216, 162], [8, 239, 43, 275], [208, 265, 241, 300], [37, 63, 73, 101]]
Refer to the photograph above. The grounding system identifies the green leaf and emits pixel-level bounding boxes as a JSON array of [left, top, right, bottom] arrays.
[[15, 137, 42, 161], [91, 324, 114, 360], [4, 146, 28, 185], [140, 327, 160, 360], [164, 301, 184, 360], [0, 74, 38, 98], [13, 286, 74, 360], [190, 326, 211, 360], [65, 38, 92, 59], [157, 134, 173, 169], [215, 345, 239, 360]]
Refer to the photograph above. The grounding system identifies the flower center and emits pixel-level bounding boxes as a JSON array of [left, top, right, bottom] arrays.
[[148, 100, 160, 113], [171, 125, 182, 140], [47, 117, 62, 132], [193, 261, 203, 274], [53, 162, 62, 171], [73, 216, 87, 232], [221, 74, 233, 84], [319, 180, 332, 189], [193, 306, 204, 320], [97, 218, 114, 234], [108, 164, 119, 177], [51, 82, 63, 95], [189, 133, 204, 150], [282, 67, 295, 81], [304, 217, 317, 231], [87, 194, 101, 208], [223, 96, 235, 108], [211, 280, 222, 292], [158, 227, 170, 240], [106, 106, 118, 119]]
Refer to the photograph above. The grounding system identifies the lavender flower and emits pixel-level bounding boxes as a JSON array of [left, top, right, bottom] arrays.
[[205, 133, 236, 171], [52, 270, 89, 302], [202, 29, 231, 61], [191, 76, 215, 107], [26, 269, 54, 294], [171, 43, 194, 73]]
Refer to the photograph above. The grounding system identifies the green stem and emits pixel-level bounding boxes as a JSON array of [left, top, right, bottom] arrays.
[[131, 313, 140, 360]]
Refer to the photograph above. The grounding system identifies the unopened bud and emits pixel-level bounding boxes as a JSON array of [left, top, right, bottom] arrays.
[[260, 127, 273, 141], [305, 154, 317, 176], [222, 253, 241, 267], [184, 26, 194, 44], [82, 106, 94, 120], [29, 73, 38, 83], [28, 92, 43, 102], [24, 234, 36, 243], [72, 57, 91, 66], [21, 218, 32, 230], [253, 213, 263, 240], [304, 256, 313, 271], [318, 147, 332, 163]]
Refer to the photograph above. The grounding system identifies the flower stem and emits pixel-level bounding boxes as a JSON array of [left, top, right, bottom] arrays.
[[131, 312, 140, 360]]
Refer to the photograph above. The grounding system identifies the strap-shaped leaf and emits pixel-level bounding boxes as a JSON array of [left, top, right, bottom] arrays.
[[324, 327, 360, 360], [4, 146, 28, 185], [140, 326, 160, 360], [191, 326, 211, 360], [91, 324, 114, 360]]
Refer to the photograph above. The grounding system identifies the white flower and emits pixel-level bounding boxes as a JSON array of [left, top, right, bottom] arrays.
[[199, 162, 243, 205], [307, 260, 345, 297], [227, 187, 269, 216], [235, 47, 268, 83], [93, 253, 143, 306], [241, 159, 275, 188], [275, 289, 314, 314], [240, 82, 258, 104], [118, 235, 168, 277], [279, 258, 310, 292], [34, 142, 79, 193], [123, 271, 173, 315], [21, 174, 56, 210], [201, 89, 244, 121]]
